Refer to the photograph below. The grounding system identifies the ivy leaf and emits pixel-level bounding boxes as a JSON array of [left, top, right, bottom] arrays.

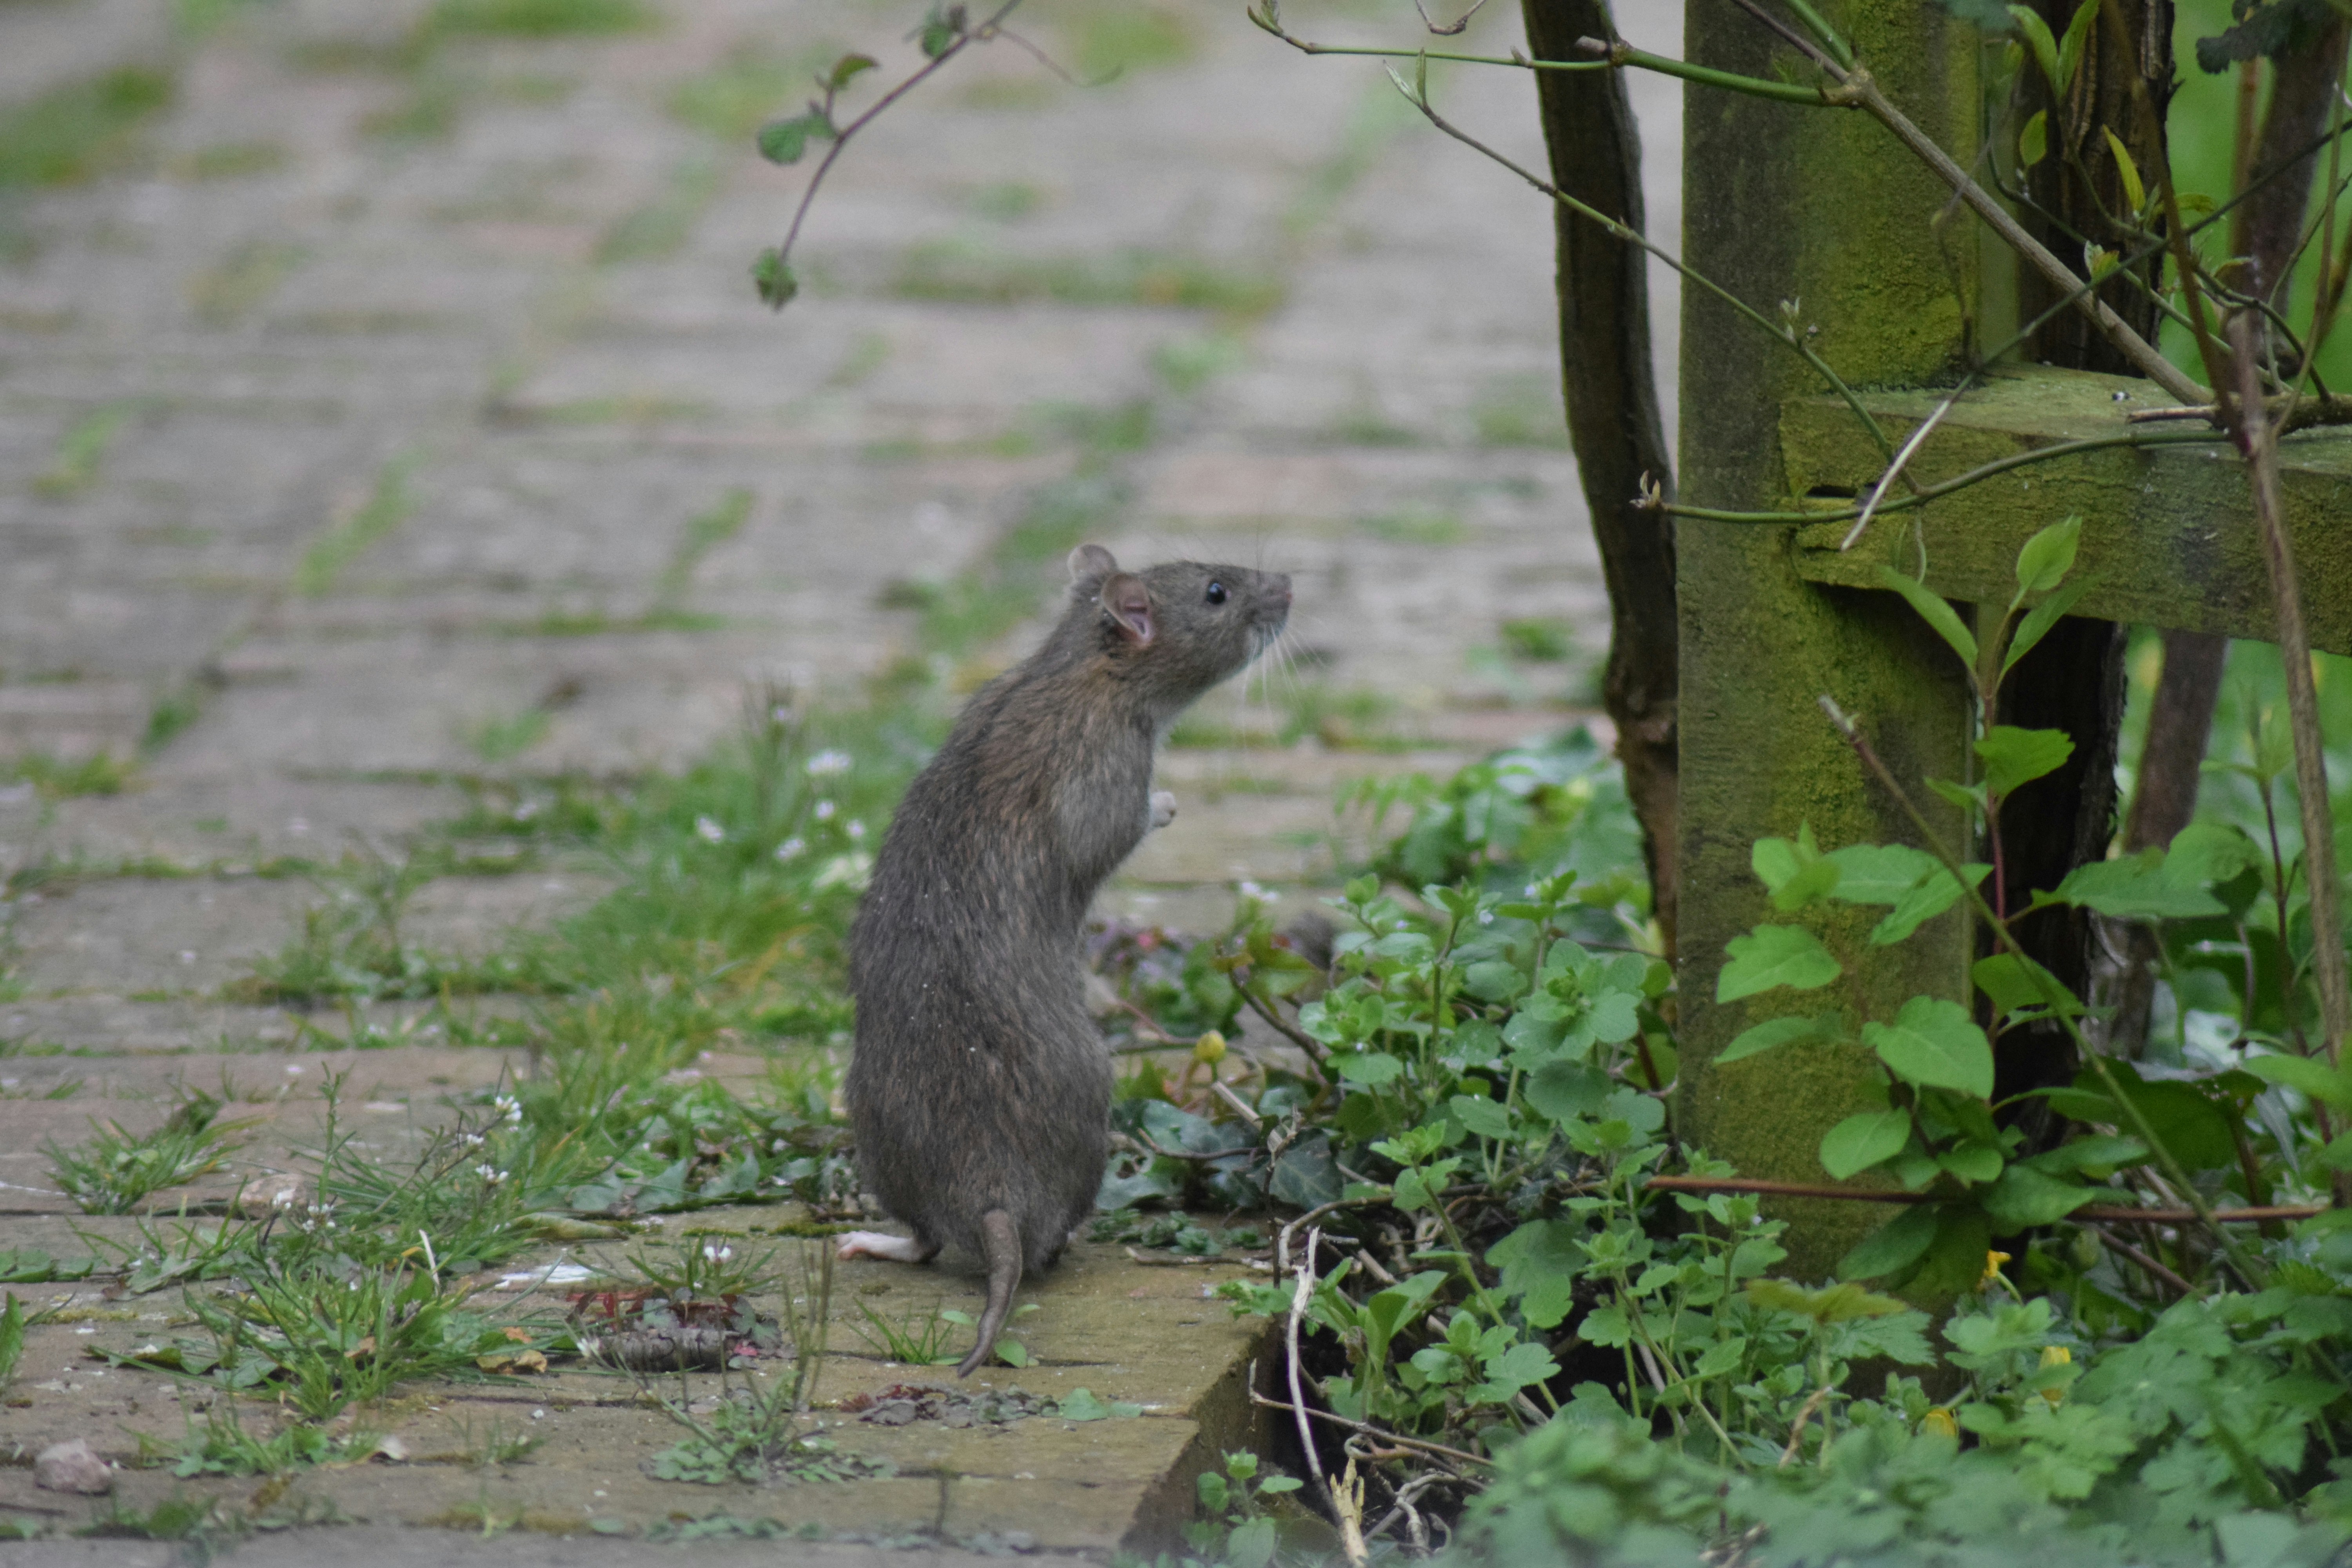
[[756, 110, 833, 165], [2049, 848, 2228, 920], [2007, 5, 2062, 89], [1715, 1012, 1837, 1065], [1864, 997, 1994, 1098], [1820, 1108, 1913, 1179], [2102, 129, 2147, 213], [751, 249, 798, 310], [2012, 514, 2082, 601], [2019, 107, 2048, 169], [1837, 1204, 1940, 1282], [2243, 1053, 2352, 1115], [1718, 924, 1842, 1002], [1823, 843, 1941, 904], [1869, 862, 1987, 946], [1982, 1163, 2096, 1230], [1976, 726, 2074, 798], [2002, 579, 2090, 677], [827, 53, 879, 91], [1877, 565, 1978, 669], [1973, 951, 2082, 1021]]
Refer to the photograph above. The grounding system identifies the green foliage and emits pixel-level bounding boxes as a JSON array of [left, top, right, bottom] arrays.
[[426, 0, 652, 38], [0, 1292, 24, 1391], [1186, 1450, 1301, 1568], [45, 1093, 254, 1214], [0, 750, 133, 801], [0, 68, 172, 188]]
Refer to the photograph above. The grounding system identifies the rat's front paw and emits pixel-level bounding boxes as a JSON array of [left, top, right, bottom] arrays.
[[1150, 790, 1178, 830]]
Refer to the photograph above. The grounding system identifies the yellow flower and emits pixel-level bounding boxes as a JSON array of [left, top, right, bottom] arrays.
[[1981, 1250, 2012, 1288], [1192, 1030, 1227, 1066], [1921, 1407, 1957, 1439], [2039, 1344, 2072, 1405]]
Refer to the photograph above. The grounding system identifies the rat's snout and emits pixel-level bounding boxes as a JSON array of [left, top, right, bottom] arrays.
[[1267, 573, 1293, 609]]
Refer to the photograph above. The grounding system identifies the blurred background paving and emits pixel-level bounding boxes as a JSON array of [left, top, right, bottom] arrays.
[[0, 0, 1674, 1546]]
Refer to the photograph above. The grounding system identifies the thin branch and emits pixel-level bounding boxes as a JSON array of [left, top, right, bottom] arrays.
[[767, 1, 1027, 277], [2229, 312, 2350, 1082], [1243, 985, 1330, 1066], [1286, 1230, 1326, 1485], [1249, 1389, 1492, 1468], [2127, 392, 2352, 431], [2086, 1223, 2196, 1298], [1249, 5, 1606, 71], [1400, 89, 1900, 463]]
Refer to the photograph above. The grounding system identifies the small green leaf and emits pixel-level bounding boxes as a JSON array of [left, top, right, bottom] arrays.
[[1837, 1205, 1940, 1282], [2050, 849, 2227, 920], [2019, 107, 2048, 168], [1718, 924, 1842, 1002], [1869, 863, 1987, 946], [1982, 1163, 2095, 1230], [2102, 128, 2146, 212], [1823, 843, 1942, 904], [2012, 514, 2082, 600], [1716, 1013, 1833, 1065], [1336, 1051, 1403, 1086], [1973, 951, 2082, 1020], [1746, 1278, 1909, 1323], [1926, 775, 1989, 816], [751, 248, 798, 310], [2008, 5, 2061, 89], [1877, 565, 1978, 669], [1976, 726, 2074, 798], [1821, 1108, 1913, 1179], [2056, 0, 2099, 91], [828, 53, 880, 91], [1864, 997, 1994, 1098], [2244, 1053, 2352, 1115], [1935, 1140, 2005, 1185], [2001, 579, 2090, 677], [755, 111, 831, 165], [1449, 1094, 1514, 1141]]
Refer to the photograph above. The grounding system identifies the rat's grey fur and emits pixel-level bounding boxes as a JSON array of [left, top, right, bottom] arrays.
[[845, 546, 1290, 1376]]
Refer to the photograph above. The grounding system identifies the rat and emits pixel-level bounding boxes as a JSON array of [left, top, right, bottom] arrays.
[[837, 544, 1292, 1376]]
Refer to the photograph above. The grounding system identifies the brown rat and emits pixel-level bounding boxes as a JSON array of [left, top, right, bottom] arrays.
[[838, 544, 1291, 1375]]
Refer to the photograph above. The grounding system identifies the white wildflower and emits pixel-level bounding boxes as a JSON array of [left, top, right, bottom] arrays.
[[813, 799, 837, 822], [805, 750, 852, 777], [846, 819, 866, 842], [776, 837, 806, 861], [694, 815, 726, 845]]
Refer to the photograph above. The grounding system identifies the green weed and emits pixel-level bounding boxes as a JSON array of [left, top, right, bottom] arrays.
[[891, 242, 1285, 316], [1499, 617, 1576, 662], [34, 401, 136, 497], [0, 1292, 25, 1391], [161, 1404, 375, 1477], [1065, 4, 1197, 79], [669, 45, 823, 142], [597, 154, 719, 264], [653, 487, 753, 607], [0, 750, 134, 800], [468, 707, 550, 763], [0, 68, 172, 187], [1468, 373, 1570, 448], [293, 456, 417, 595], [188, 238, 307, 326], [846, 1297, 959, 1366], [45, 1092, 255, 1214], [426, 0, 653, 37]]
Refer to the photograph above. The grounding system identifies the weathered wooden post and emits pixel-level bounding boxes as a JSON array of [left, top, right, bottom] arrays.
[[1670, 3, 2352, 1283], [1673, 4, 1984, 1279]]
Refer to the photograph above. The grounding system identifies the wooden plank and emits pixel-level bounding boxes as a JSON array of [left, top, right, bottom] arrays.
[[1779, 366, 2352, 654]]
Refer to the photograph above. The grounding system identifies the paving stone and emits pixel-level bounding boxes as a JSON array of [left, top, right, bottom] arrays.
[[0, 0, 1688, 1549]]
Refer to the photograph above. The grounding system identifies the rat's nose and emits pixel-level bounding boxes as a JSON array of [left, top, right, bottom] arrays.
[[1270, 573, 1293, 607]]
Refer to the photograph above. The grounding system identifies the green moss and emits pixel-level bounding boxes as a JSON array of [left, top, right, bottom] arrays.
[[0, 67, 172, 188]]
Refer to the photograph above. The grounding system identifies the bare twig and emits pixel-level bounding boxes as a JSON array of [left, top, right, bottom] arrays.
[[1287, 1229, 1326, 1485], [1249, 1389, 1492, 1468], [1243, 985, 1330, 1066], [1778, 1383, 1831, 1467], [2229, 312, 2350, 1086], [2127, 392, 2352, 430], [1210, 1078, 1264, 1129], [2085, 1223, 2196, 1298]]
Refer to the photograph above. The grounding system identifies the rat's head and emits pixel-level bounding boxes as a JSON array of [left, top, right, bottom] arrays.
[[1063, 544, 1290, 714]]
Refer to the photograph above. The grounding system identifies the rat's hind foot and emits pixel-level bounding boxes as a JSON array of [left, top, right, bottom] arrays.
[[836, 1230, 936, 1264], [1150, 790, 1177, 830]]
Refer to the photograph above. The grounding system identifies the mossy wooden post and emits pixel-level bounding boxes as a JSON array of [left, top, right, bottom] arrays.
[[1675, 4, 1980, 1279]]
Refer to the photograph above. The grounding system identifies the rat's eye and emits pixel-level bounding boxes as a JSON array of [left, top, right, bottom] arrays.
[[1205, 581, 1228, 606]]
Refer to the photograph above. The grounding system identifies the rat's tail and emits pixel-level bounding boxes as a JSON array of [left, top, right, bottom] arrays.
[[956, 1209, 1023, 1378]]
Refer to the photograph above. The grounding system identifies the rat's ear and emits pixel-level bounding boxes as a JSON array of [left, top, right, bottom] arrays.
[[1068, 544, 1118, 584], [1099, 573, 1153, 646]]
